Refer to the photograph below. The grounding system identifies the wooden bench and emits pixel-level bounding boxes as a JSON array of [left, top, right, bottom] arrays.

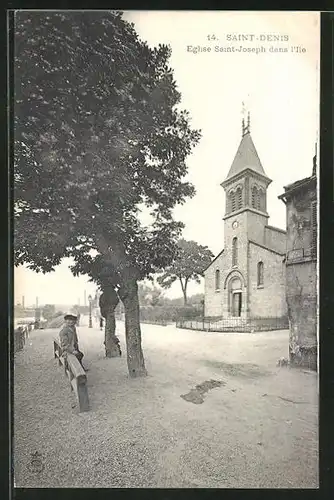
[[53, 338, 90, 412]]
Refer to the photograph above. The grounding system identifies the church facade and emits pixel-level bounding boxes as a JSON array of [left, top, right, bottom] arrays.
[[204, 116, 287, 320]]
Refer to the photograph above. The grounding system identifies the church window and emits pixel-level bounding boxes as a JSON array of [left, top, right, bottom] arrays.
[[252, 186, 258, 208], [311, 200, 317, 258], [227, 191, 233, 213], [232, 237, 238, 266], [215, 269, 220, 291], [257, 261, 264, 286], [231, 191, 236, 212], [236, 187, 243, 210], [260, 189, 266, 211], [257, 188, 264, 211], [226, 194, 231, 213]]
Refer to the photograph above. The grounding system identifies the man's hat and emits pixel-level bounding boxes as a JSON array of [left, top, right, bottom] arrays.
[[64, 313, 77, 320]]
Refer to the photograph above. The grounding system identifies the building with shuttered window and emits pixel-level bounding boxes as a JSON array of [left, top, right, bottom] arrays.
[[278, 160, 317, 370], [204, 115, 287, 321]]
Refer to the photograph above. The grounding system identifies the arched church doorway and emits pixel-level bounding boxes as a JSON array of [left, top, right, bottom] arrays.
[[228, 277, 242, 317]]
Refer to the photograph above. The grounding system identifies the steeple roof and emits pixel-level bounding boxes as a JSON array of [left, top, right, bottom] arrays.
[[224, 131, 270, 182]]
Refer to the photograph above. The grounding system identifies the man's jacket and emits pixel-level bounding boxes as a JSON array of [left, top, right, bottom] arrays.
[[59, 325, 79, 355]]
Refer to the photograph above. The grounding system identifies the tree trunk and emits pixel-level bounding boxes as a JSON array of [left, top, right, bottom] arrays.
[[120, 278, 147, 378], [99, 289, 121, 358], [180, 277, 188, 306], [104, 309, 121, 358]]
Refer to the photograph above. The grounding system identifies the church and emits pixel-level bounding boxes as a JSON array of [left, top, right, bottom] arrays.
[[204, 114, 287, 320]]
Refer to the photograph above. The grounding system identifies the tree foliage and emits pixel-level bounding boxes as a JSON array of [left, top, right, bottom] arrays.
[[14, 11, 200, 284], [42, 304, 56, 320], [14, 11, 201, 375], [157, 239, 213, 305], [138, 282, 164, 307]]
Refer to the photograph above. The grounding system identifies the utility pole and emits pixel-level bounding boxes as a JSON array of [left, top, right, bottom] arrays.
[[201, 299, 205, 330]]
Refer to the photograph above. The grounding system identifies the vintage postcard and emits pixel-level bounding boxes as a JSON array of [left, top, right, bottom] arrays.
[[13, 10, 319, 488]]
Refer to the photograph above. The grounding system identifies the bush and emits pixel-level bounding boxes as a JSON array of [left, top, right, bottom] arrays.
[[42, 304, 56, 320], [51, 310, 64, 319], [139, 305, 202, 324]]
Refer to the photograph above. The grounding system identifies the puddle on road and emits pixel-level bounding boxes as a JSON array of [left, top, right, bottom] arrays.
[[201, 360, 270, 378], [181, 379, 225, 404]]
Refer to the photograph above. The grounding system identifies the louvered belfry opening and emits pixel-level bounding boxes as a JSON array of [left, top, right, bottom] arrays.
[[231, 191, 236, 212], [236, 187, 242, 210]]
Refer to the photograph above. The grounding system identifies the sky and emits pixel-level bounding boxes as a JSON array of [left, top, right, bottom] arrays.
[[14, 11, 320, 307]]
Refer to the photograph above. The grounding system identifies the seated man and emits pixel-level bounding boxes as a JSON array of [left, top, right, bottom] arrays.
[[59, 313, 88, 371]]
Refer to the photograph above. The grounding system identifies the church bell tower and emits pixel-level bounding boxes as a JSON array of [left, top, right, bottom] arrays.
[[221, 110, 272, 248]]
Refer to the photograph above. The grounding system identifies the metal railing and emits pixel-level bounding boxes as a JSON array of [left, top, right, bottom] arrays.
[[286, 247, 316, 263], [176, 316, 289, 333]]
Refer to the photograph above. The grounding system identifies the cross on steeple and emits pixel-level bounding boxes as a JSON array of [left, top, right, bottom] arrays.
[[241, 100, 251, 136]]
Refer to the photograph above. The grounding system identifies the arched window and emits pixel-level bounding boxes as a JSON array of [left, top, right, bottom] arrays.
[[215, 269, 220, 291], [257, 189, 262, 210], [252, 186, 258, 208], [231, 191, 236, 212], [227, 190, 233, 213], [257, 261, 264, 286], [232, 237, 238, 266], [259, 189, 265, 211], [236, 187, 243, 210], [226, 194, 231, 213]]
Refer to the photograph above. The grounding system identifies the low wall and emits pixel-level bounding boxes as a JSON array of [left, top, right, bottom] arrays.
[[176, 316, 289, 333]]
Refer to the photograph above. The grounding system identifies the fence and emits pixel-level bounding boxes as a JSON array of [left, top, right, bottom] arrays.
[[139, 319, 169, 326], [53, 339, 90, 412], [176, 316, 289, 333]]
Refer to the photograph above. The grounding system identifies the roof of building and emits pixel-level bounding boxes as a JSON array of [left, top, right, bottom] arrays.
[[224, 132, 271, 182], [248, 239, 285, 256], [205, 236, 285, 273], [203, 249, 224, 273], [265, 224, 287, 235], [278, 173, 316, 200]]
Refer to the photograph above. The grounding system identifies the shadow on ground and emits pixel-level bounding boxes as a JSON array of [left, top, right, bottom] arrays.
[[201, 359, 271, 378], [181, 379, 225, 404]]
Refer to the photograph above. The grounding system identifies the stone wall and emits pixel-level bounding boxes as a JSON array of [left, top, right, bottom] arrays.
[[204, 251, 225, 317], [264, 226, 286, 254], [244, 210, 268, 245], [283, 177, 317, 370], [286, 261, 317, 370], [286, 187, 315, 255], [248, 242, 287, 318]]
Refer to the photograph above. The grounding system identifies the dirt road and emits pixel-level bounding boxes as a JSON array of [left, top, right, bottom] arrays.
[[13, 321, 318, 488]]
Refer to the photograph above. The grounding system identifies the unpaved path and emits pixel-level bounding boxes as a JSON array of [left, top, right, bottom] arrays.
[[14, 320, 318, 488]]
